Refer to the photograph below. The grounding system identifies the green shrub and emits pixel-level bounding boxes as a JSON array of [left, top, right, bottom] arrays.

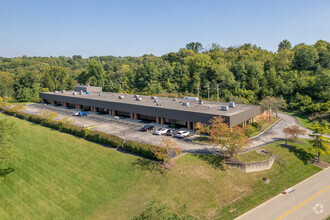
[[28, 114, 43, 124], [16, 111, 30, 120], [250, 122, 259, 129], [122, 140, 166, 160], [4, 108, 16, 115], [87, 131, 124, 148]]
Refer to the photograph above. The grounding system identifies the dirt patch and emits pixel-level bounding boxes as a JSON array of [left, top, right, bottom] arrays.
[[310, 158, 329, 169]]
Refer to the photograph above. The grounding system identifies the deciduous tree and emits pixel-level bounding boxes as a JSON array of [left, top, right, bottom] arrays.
[[309, 122, 330, 163], [282, 125, 307, 145], [40, 110, 58, 123]]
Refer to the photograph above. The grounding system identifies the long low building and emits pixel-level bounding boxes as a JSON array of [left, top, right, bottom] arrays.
[[39, 86, 264, 129]]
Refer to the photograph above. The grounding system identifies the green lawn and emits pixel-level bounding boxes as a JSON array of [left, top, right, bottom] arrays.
[[0, 113, 322, 220], [249, 116, 280, 137], [238, 150, 271, 163], [283, 110, 313, 129]]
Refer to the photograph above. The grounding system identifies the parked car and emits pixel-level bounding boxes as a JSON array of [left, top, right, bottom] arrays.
[[166, 128, 176, 136], [74, 111, 89, 117], [140, 125, 155, 132], [176, 130, 190, 138], [154, 128, 168, 135]]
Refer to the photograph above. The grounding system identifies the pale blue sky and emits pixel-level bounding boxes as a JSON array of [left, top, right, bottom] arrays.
[[1, 0, 329, 57]]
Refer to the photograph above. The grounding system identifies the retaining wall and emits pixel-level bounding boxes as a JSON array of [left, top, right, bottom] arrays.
[[225, 155, 275, 173]]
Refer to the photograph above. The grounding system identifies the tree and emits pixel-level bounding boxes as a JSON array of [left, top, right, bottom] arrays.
[[254, 114, 268, 131], [47, 66, 68, 91], [293, 45, 319, 70], [7, 104, 25, 116], [58, 117, 74, 129], [282, 125, 307, 145], [0, 97, 11, 111], [309, 122, 330, 163], [0, 119, 21, 167], [196, 117, 250, 158], [261, 96, 286, 119], [278, 39, 292, 52], [152, 138, 182, 168], [40, 110, 58, 123], [185, 42, 204, 54]]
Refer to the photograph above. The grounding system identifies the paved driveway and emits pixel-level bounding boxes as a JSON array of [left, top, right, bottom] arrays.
[[22, 104, 318, 153]]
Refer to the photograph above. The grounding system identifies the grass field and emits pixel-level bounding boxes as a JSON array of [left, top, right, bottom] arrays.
[[238, 150, 271, 163], [0, 113, 323, 219]]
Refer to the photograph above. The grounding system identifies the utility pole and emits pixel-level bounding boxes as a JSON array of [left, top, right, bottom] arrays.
[[196, 83, 200, 98], [207, 83, 210, 101], [216, 84, 219, 103], [122, 81, 125, 94]]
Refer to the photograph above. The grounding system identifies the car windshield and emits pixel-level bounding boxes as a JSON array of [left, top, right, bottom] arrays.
[[156, 128, 162, 131]]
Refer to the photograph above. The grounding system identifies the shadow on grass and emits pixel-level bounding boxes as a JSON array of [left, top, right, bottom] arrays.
[[194, 154, 225, 171], [131, 158, 164, 174], [0, 168, 15, 177], [280, 144, 314, 165]]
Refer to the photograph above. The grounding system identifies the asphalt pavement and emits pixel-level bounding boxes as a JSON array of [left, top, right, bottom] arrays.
[[236, 168, 330, 220]]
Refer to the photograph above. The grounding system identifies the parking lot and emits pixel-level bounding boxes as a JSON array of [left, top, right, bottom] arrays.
[[23, 103, 216, 153]]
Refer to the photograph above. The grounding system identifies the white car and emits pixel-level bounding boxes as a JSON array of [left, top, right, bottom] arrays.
[[154, 128, 168, 135], [176, 130, 190, 138]]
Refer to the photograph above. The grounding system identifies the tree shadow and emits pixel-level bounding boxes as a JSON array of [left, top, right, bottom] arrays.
[[131, 158, 164, 174], [194, 154, 225, 171], [280, 144, 314, 165], [0, 168, 15, 177]]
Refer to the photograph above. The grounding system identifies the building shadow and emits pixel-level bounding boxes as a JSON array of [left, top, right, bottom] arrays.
[[194, 154, 225, 171], [0, 168, 15, 177], [279, 144, 314, 165], [131, 158, 164, 174]]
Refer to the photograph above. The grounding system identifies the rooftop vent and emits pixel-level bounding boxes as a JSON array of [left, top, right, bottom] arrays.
[[54, 91, 58, 93], [134, 95, 140, 98], [119, 95, 124, 99], [73, 92, 77, 95], [184, 97, 199, 101], [221, 106, 229, 111], [136, 97, 142, 101], [154, 99, 159, 103], [61, 90, 65, 94], [79, 92, 84, 95], [182, 102, 189, 106], [229, 102, 236, 108], [199, 100, 203, 105], [173, 98, 177, 101], [151, 96, 157, 99]]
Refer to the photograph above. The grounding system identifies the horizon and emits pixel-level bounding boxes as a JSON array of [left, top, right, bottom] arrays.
[[1, 0, 330, 58]]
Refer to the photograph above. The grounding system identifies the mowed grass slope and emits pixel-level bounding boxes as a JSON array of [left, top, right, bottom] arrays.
[[0, 114, 322, 219]]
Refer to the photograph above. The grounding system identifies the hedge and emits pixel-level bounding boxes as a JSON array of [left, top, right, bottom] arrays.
[[2, 110, 178, 160]]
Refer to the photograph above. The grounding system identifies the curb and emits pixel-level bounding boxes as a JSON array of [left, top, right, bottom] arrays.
[[235, 167, 329, 220], [250, 117, 282, 139]]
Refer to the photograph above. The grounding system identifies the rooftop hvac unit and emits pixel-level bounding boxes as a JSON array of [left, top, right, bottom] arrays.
[[136, 97, 142, 101], [182, 102, 189, 106], [151, 96, 157, 99], [154, 99, 159, 103], [173, 98, 177, 101], [199, 100, 203, 105], [54, 91, 58, 93], [73, 92, 77, 95], [221, 106, 229, 111], [61, 90, 64, 94], [79, 92, 84, 95], [229, 102, 236, 108], [119, 95, 124, 99], [134, 95, 140, 98], [184, 97, 199, 101]]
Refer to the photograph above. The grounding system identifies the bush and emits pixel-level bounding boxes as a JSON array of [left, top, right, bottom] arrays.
[[16, 111, 30, 120], [87, 131, 124, 148], [123, 140, 166, 160], [28, 114, 43, 124], [250, 122, 259, 129]]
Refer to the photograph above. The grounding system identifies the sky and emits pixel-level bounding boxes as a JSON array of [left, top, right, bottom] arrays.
[[1, 0, 330, 58]]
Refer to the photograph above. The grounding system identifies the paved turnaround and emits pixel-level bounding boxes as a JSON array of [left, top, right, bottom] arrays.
[[236, 168, 330, 220]]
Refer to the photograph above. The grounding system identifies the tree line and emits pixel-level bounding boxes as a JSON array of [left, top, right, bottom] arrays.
[[0, 40, 329, 120]]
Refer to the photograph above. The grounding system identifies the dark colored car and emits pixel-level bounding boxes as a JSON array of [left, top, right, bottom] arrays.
[[166, 128, 176, 136], [141, 125, 155, 132]]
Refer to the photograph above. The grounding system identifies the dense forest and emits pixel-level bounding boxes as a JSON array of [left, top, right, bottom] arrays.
[[0, 40, 329, 120]]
